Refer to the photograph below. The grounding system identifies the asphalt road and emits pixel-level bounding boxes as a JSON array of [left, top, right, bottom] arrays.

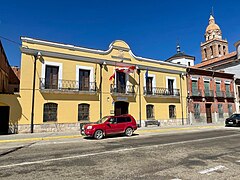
[[0, 128, 240, 180]]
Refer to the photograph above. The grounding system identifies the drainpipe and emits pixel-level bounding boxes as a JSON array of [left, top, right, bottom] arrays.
[[137, 69, 141, 127], [30, 52, 42, 133], [180, 73, 184, 125], [99, 64, 103, 120]]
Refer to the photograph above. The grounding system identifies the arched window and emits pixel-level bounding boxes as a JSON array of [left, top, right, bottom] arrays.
[[43, 103, 58, 122], [78, 104, 90, 121], [169, 105, 176, 119], [146, 105, 154, 119]]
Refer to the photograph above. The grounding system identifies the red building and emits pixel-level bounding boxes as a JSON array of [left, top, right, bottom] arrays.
[[187, 67, 235, 124]]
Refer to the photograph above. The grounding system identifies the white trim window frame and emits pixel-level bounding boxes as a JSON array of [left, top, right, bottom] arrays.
[[76, 65, 94, 90], [166, 76, 177, 96], [144, 74, 156, 95], [41, 61, 63, 89]]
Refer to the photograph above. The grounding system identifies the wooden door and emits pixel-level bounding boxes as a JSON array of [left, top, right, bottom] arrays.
[[206, 104, 212, 123]]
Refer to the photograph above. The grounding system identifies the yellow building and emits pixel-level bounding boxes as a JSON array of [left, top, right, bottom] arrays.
[[19, 37, 188, 132]]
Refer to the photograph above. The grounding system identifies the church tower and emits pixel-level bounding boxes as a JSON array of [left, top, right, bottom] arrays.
[[200, 14, 229, 61]]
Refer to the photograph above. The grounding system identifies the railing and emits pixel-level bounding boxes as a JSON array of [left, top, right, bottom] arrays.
[[39, 78, 97, 93], [143, 87, 180, 96], [204, 90, 214, 97], [191, 89, 202, 97], [110, 84, 135, 95], [216, 91, 225, 98], [226, 91, 234, 98]]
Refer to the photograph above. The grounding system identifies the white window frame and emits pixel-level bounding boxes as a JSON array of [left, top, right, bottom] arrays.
[[41, 61, 63, 88], [114, 67, 131, 94], [166, 76, 177, 96], [76, 65, 94, 83], [144, 74, 156, 94]]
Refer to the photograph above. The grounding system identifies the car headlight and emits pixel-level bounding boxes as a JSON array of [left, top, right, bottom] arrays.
[[87, 126, 93, 130]]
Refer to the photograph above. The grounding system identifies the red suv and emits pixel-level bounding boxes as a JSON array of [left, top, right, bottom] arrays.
[[81, 114, 137, 139]]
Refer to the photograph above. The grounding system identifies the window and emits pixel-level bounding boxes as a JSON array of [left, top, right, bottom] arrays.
[[79, 69, 90, 91], [78, 104, 90, 121], [168, 79, 174, 95], [218, 104, 223, 118], [225, 84, 230, 97], [117, 117, 131, 123], [146, 77, 153, 94], [116, 72, 126, 93], [192, 80, 198, 96], [45, 65, 59, 89], [210, 46, 213, 56], [204, 49, 207, 58], [177, 62, 181, 64], [228, 104, 233, 116], [169, 105, 176, 119], [223, 46, 226, 55], [204, 81, 210, 96], [43, 103, 58, 122], [194, 104, 200, 119], [146, 105, 154, 119], [218, 45, 221, 55], [188, 62, 191, 66]]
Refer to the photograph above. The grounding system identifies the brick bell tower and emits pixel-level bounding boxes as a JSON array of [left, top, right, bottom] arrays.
[[200, 14, 229, 62]]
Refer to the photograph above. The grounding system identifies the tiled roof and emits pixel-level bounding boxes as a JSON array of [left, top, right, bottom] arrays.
[[194, 52, 237, 68]]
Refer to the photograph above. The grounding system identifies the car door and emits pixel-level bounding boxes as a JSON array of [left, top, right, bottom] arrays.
[[105, 118, 118, 135], [116, 117, 126, 133]]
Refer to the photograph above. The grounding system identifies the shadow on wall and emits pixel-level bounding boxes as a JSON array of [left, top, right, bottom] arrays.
[[0, 94, 22, 134]]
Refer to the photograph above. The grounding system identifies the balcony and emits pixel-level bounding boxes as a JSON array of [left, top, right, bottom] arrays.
[[226, 91, 234, 98], [143, 87, 180, 97], [204, 90, 214, 97], [39, 78, 97, 94], [216, 91, 225, 98], [110, 84, 135, 95], [191, 89, 202, 97]]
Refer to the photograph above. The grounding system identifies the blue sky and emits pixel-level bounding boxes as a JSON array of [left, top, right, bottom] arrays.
[[0, 0, 239, 66]]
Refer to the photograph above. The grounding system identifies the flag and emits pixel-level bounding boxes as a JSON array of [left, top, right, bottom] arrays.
[[145, 68, 148, 80], [109, 66, 136, 81], [109, 72, 115, 81]]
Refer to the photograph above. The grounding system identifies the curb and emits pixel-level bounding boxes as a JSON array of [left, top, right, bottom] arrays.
[[0, 135, 81, 143]]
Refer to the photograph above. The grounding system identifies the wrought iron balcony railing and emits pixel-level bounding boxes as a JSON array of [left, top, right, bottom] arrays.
[[216, 91, 225, 98], [226, 91, 234, 98], [110, 84, 135, 95], [39, 78, 97, 93], [143, 87, 180, 97], [191, 89, 202, 97], [204, 90, 214, 97]]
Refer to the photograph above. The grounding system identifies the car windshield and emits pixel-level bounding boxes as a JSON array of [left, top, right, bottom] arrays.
[[96, 116, 109, 124], [230, 114, 239, 118]]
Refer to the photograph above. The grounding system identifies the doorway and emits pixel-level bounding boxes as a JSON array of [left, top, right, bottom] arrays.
[[205, 104, 212, 123], [114, 101, 129, 116], [0, 106, 10, 134]]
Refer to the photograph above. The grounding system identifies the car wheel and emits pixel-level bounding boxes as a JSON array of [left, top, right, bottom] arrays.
[[125, 127, 133, 137], [94, 130, 104, 139]]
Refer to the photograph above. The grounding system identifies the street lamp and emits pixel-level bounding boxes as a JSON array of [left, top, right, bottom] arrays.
[[30, 51, 42, 133]]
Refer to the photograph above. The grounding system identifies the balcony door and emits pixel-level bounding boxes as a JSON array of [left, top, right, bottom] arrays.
[[146, 77, 153, 95], [116, 72, 126, 93], [79, 69, 90, 91], [45, 65, 59, 89], [168, 79, 174, 95]]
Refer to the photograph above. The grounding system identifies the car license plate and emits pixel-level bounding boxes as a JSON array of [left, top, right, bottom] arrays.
[[229, 122, 233, 124]]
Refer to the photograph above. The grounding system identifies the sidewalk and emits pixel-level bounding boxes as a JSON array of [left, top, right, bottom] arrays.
[[0, 123, 225, 143]]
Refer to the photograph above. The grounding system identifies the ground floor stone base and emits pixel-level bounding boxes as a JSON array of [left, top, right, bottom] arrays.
[[15, 119, 188, 134]]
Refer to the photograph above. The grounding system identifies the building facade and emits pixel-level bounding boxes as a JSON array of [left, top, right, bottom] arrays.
[[187, 68, 235, 124], [0, 41, 20, 134], [18, 37, 188, 133], [195, 14, 240, 113]]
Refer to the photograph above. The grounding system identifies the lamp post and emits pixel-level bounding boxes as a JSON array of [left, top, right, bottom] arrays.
[[30, 52, 42, 133]]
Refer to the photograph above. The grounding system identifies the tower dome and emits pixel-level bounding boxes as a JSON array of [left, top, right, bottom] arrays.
[[205, 15, 222, 41]]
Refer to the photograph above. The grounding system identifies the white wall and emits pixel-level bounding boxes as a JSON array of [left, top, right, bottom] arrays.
[[170, 58, 194, 67]]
